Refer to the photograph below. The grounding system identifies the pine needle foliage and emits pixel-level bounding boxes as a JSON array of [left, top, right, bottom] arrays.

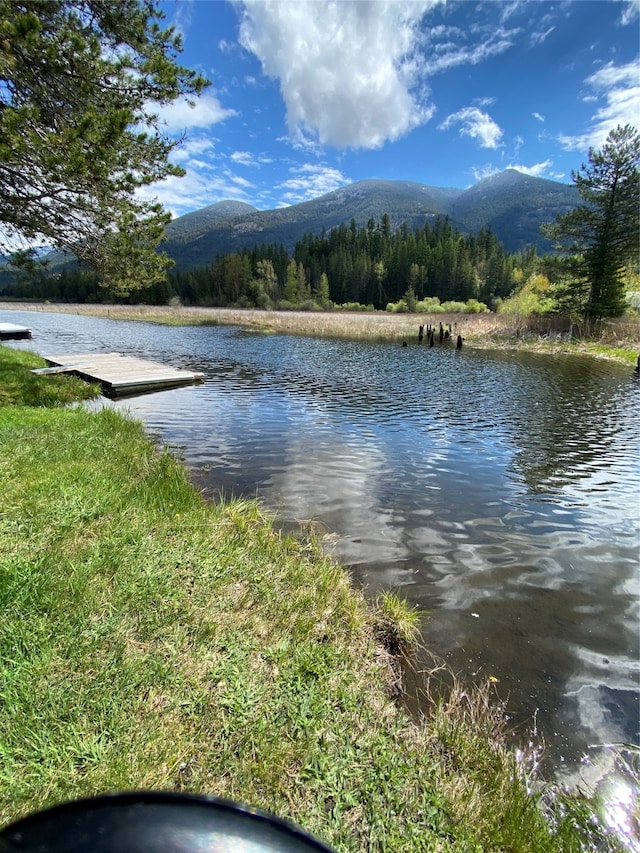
[[543, 125, 640, 322], [0, 0, 208, 295]]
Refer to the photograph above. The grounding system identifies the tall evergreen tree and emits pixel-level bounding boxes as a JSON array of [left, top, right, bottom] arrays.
[[543, 125, 640, 320], [297, 261, 310, 301], [284, 259, 299, 302], [0, 0, 207, 295], [315, 272, 330, 308]]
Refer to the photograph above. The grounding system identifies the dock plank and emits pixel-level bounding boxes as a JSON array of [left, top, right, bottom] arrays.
[[0, 322, 32, 340], [31, 362, 95, 375], [43, 352, 204, 396]]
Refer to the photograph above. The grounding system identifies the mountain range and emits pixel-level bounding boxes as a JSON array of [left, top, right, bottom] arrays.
[[161, 169, 578, 269], [0, 170, 579, 286]]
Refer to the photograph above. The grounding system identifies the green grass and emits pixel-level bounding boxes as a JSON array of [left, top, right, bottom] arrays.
[[465, 333, 640, 367], [577, 342, 639, 366], [0, 344, 624, 851], [0, 346, 100, 406], [372, 591, 422, 655]]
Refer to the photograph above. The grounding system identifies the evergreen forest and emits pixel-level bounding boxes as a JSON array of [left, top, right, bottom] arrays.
[[2, 216, 536, 312]]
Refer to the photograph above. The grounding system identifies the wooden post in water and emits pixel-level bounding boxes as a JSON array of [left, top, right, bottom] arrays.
[[418, 324, 424, 341], [456, 335, 463, 350]]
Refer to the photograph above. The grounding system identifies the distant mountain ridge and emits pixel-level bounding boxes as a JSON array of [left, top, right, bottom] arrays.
[[166, 200, 258, 247], [447, 170, 580, 246], [0, 170, 579, 284], [162, 170, 578, 269]]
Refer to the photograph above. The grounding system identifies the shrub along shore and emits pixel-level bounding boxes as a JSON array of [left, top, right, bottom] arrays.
[[0, 342, 626, 851]]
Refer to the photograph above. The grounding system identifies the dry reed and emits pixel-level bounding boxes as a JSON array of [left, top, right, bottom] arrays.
[[2, 302, 638, 348]]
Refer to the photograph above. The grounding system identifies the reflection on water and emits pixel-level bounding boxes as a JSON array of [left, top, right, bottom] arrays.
[[8, 311, 640, 791]]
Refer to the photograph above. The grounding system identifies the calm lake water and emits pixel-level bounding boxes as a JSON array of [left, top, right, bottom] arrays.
[[7, 310, 640, 795]]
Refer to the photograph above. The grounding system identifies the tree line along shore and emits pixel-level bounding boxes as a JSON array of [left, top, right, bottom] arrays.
[[0, 342, 628, 851]]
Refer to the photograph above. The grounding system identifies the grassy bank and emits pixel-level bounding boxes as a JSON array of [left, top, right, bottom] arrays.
[[0, 345, 621, 850]]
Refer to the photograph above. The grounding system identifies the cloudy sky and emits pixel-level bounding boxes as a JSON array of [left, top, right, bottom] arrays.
[[150, 0, 639, 217]]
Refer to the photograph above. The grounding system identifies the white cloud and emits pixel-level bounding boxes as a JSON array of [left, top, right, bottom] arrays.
[[139, 169, 250, 219], [228, 173, 256, 189], [471, 159, 554, 182], [154, 92, 237, 134], [169, 136, 217, 164], [618, 0, 639, 25], [559, 60, 640, 151], [439, 107, 503, 149], [471, 163, 501, 182], [138, 137, 261, 217], [142, 154, 349, 215], [530, 25, 555, 46], [278, 131, 325, 157], [500, 2, 525, 23], [532, 112, 545, 122], [421, 25, 520, 75], [165, 0, 194, 42], [230, 151, 254, 166], [277, 164, 351, 204], [507, 159, 553, 177], [586, 60, 639, 91], [475, 96, 496, 107], [238, 0, 438, 149], [230, 151, 273, 167]]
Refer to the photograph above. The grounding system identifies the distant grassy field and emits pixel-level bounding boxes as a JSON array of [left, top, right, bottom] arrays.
[[0, 343, 621, 851], [0, 301, 510, 337], [2, 301, 638, 362]]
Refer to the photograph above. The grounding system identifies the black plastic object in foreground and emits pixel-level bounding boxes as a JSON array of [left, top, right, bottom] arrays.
[[0, 791, 337, 852]]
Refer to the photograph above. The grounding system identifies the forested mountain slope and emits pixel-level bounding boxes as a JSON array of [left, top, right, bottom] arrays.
[[161, 171, 577, 268]]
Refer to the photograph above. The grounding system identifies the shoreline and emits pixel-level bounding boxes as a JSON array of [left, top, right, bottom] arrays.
[[1, 300, 639, 364]]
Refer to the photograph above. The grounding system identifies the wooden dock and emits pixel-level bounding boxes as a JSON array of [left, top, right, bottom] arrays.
[[40, 352, 204, 397], [0, 322, 32, 340]]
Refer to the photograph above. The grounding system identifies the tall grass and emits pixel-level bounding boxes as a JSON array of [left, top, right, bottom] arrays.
[[3, 301, 638, 354]]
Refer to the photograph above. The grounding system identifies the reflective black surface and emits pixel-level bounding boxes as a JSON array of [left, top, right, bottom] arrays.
[[0, 792, 335, 852]]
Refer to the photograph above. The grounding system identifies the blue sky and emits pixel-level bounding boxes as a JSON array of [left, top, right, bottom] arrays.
[[149, 0, 640, 218]]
